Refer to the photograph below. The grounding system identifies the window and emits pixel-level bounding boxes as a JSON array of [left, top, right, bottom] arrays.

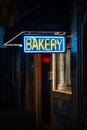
[[52, 35, 72, 94]]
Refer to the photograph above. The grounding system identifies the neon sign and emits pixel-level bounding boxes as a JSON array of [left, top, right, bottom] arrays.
[[24, 36, 66, 53]]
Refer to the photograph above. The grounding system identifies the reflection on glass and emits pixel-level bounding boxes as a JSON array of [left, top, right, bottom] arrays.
[[52, 46, 72, 94], [57, 54, 66, 90]]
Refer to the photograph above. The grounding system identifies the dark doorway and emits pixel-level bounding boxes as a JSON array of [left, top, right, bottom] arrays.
[[41, 54, 51, 123], [0, 47, 35, 130], [0, 47, 26, 111]]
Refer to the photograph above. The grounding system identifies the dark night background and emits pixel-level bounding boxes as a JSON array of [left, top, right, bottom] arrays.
[[4, 0, 72, 44], [0, 0, 76, 130]]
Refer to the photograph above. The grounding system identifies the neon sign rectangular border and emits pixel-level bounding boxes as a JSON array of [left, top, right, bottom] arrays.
[[23, 36, 66, 53]]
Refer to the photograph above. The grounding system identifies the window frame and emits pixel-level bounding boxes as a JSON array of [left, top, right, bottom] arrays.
[[52, 39, 72, 94]]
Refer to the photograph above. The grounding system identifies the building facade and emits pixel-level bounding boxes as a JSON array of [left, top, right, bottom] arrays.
[[1, 0, 87, 130]]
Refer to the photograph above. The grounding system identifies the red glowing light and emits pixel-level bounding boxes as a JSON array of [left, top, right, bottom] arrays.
[[43, 56, 51, 64]]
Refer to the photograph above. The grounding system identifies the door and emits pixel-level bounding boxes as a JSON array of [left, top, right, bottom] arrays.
[[41, 54, 51, 124]]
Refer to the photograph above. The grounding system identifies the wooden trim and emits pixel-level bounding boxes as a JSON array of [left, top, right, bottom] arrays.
[[34, 54, 42, 127]]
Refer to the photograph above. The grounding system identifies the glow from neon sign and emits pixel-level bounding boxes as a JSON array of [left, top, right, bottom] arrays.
[[24, 36, 66, 53]]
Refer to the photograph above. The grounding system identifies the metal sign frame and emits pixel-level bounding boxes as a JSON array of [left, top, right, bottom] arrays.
[[23, 35, 66, 53]]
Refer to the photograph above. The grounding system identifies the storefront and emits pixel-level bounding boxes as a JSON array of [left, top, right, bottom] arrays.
[[22, 31, 72, 129], [2, 31, 73, 129]]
